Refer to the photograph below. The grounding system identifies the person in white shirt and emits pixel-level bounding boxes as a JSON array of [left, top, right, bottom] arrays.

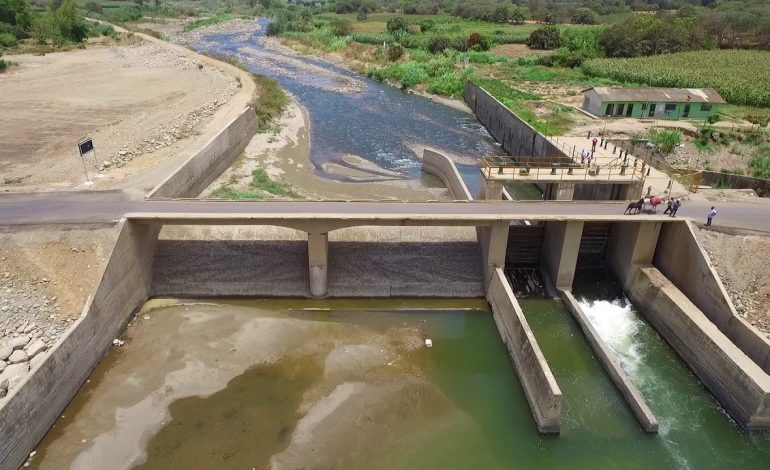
[[706, 207, 717, 227]]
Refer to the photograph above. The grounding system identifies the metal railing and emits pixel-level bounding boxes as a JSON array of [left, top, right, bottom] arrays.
[[609, 140, 702, 193], [481, 156, 645, 182]]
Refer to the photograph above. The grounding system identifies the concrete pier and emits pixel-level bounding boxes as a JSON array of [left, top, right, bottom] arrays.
[[542, 221, 584, 290], [307, 231, 329, 298], [487, 268, 562, 433], [561, 290, 659, 432]]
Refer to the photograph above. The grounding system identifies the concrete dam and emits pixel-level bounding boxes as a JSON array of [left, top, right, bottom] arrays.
[[2, 202, 770, 469]]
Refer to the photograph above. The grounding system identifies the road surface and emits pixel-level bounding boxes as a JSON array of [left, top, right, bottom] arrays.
[[1, 191, 769, 232]]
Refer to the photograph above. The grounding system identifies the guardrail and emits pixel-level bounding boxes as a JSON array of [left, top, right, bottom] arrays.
[[609, 140, 702, 193], [481, 156, 645, 182]]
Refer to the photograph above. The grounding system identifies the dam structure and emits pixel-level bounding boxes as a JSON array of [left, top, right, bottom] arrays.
[[2, 199, 770, 469]]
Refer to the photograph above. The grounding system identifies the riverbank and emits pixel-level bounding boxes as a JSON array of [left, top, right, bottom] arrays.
[[202, 97, 449, 200]]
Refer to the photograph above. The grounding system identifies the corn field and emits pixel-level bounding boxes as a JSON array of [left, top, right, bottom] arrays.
[[582, 50, 770, 108]]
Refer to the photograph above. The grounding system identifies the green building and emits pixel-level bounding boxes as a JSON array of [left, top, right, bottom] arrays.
[[581, 87, 725, 120]]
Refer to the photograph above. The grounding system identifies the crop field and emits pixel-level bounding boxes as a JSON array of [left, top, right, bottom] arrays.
[[582, 50, 770, 108], [317, 13, 599, 45]]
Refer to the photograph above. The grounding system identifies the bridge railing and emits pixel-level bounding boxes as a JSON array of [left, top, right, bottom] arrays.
[[609, 139, 702, 193], [481, 156, 645, 182]]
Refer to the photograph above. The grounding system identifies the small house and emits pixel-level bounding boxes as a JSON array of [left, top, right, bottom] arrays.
[[581, 87, 725, 120]]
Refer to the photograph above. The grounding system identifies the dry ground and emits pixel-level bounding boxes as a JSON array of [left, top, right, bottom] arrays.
[[0, 35, 238, 191], [695, 226, 770, 339]]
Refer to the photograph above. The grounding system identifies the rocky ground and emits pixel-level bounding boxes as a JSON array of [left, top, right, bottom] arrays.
[[0, 35, 238, 191], [695, 226, 770, 339], [0, 227, 116, 399]]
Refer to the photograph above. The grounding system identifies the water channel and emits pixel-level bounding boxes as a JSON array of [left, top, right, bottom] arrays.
[[27, 294, 770, 469], [188, 19, 512, 197]]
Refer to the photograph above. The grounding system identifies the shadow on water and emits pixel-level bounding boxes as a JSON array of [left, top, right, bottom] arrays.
[[189, 19, 503, 193]]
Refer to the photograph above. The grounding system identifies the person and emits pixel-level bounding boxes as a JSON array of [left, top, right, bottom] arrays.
[[663, 199, 673, 215], [592, 138, 598, 152], [580, 149, 587, 164], [671, 198, 681, 217], [706, 206, 717, 226]]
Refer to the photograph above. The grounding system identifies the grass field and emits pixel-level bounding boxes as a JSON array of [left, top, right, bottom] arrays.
[[582, 50, 770, 108]]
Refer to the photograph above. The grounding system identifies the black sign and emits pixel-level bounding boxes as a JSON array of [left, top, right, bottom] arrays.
[[78, 138, 94, 157]]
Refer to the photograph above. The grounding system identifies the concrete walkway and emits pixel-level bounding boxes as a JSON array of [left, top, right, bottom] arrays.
[[556, 135, 688, 198]]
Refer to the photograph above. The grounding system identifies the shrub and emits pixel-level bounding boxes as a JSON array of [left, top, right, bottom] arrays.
[[250, 74, 289, 131], [266, 21, 282, 36], [428, 36, 450, 53], [386, 17, 409, 34], [386, 44, 403, 61], [330, 17, 352, 36], [527, 26, 560, 50], [419, 18, 435, 33], [466, 32, 491, 52], [749, 147, 770, 179], [427, 72, 465, 97], [0, 32, 17, 47], [649, 128, 682, 154], [356, 10, 367, 21]]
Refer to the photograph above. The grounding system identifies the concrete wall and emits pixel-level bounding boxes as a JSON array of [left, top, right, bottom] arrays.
[[151, 225, 484, 299], [701, 171, 770, 197], [627, 267, 770, 430], [465, 82, 563, 159], [606, 221, 662, 290], [654, 221, 770, 374], [542, 221, 583, 290], [561, 290, 659, 432], [487, 268, 562, 433], [421, 148, 473, 200], [0, 220, 159, 470], [148, 107, 257, 198]]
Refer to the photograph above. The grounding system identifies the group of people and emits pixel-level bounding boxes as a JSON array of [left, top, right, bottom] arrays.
[[663, 199, 718, 226], [579, 148, 593, 166]]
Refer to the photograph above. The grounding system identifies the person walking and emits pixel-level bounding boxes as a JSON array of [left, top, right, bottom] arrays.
[[670, 198, 681, 217], [591, 138, 598, 152], [706, 206, 717, 226], [663, 199, 673, 215], [580, 149, 587, 164]]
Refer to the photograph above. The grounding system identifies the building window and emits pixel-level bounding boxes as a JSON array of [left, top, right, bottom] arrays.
[[605, 103, 615, 115], [701, 104, 712, 112], [641, 103, 647, 111], [626, 104, 634, 117], [664, 104, 677, 115], [617, 104, 625, 116]]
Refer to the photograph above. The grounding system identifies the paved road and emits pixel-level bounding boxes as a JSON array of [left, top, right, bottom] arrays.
[[2, 191, 769, 232]]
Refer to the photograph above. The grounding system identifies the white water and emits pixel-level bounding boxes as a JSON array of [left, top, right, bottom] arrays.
[[578, 297, 693, 470]]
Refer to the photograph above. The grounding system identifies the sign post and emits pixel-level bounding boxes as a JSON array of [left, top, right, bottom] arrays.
[[78, 137, 98, 184]]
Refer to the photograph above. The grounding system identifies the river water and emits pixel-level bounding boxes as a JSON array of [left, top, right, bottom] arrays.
[[186, 19, 505, 195], [27, 295, 770, 469]]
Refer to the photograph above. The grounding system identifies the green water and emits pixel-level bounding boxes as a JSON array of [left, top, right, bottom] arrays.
[[27, 298, 770, 469]]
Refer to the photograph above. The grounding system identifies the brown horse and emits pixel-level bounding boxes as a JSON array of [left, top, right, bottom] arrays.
[[624, 199, 643, 214]]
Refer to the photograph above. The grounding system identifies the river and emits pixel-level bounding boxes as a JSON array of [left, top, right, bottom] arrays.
[[185, 18, 506, 196]]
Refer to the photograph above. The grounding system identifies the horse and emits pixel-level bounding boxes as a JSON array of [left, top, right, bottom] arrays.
[[624, 200, 643, 215]]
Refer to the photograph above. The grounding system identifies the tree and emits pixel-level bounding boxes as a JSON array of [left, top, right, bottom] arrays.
[[56, 0, 87, 42], [527, 26, 561, 49], [386, 17, 409, 34], [493, 4, 511, 24], [85, 1, 102, 14], [330, 17, 352, 36], [572, 7, 595, 25]]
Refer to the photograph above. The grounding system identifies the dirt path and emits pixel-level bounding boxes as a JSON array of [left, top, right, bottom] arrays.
[[0, 27, 255, 194]]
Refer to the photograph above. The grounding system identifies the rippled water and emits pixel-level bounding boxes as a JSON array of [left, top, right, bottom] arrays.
[[188, 18, 503, 194]]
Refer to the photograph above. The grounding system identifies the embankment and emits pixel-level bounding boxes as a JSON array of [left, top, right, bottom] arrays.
[[0, 220, 159, 470]]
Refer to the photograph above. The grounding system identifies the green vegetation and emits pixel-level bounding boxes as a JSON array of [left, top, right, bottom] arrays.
[[183, 12, 231, 32], [250, 73, 289, 132], [213, 169, 299, 199], [582, 50, 770, 107], [648, 128, 682, 155], [472, 77, 573, 135]]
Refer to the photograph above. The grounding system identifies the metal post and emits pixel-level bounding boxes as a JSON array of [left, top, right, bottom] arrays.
[[80, 156, 90, 183]]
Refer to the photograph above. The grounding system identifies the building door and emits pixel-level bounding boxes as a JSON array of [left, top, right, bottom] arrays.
[[626, 104, 634, 117], [606, 103, 614, 116], [683, 104, 691, 118], [648, 104, 656, 117], [617, 104, 625, 116]]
